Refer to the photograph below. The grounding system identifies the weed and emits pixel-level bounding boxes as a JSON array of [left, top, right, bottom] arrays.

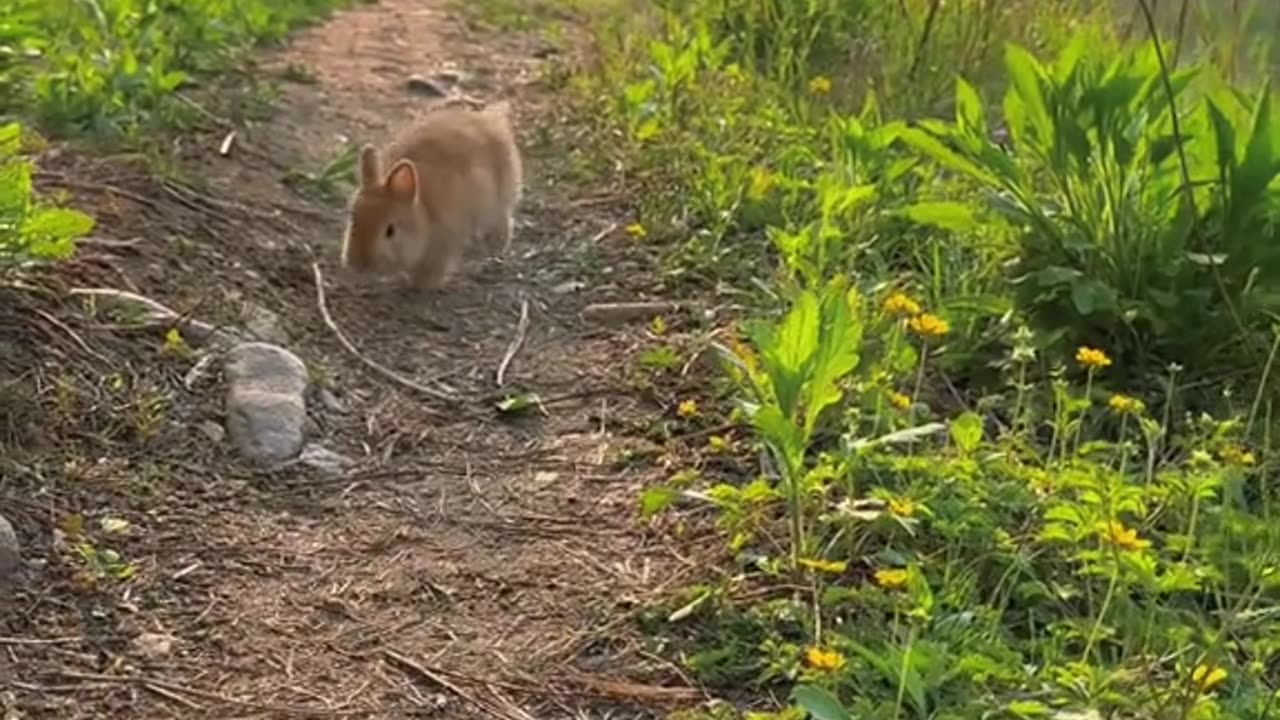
[[568, 0, 1280, 716], [1, 0, 351, 140], [283, 141, 358, 203], [0, 122, 94, 268]]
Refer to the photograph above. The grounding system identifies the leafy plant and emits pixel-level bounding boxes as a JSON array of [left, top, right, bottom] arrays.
[[0, 122, 94, 267], [900, 37, 1280, 373], [1, 0, 351, 139]]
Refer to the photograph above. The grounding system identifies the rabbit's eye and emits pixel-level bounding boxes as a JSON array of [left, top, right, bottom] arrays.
[[384, 224, 395, 239]]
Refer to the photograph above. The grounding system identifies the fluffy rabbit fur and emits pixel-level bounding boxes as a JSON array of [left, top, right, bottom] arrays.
[[340, 101, 522, 290]]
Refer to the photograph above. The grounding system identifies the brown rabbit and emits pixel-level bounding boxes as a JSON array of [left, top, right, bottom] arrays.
[[340, 101, 522, 291]]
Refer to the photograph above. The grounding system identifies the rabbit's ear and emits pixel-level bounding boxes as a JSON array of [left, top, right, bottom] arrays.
[[385, 159, 419, 201], [358, 145, 382, 187]]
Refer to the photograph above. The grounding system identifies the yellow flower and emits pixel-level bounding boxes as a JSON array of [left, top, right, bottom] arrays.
[[677, 399, 699, 419], [882, 292, 922, 318], [707, 435, 731, 454], [874, 568, 909, 590], [886, 391, 912, 411], [798, 558, 848, 574], [748, 166, 775, 201], [1075, 346, 1112, 370], [888, 497, 915, 518], [1101, 520, 1150, 552], [808, 76, 832, 95], [805, 646, 846, 671], [1192, 663, 1228, 693], [1219, 444, 1257, 468], [625, 223, 647, 239], [649, 315, 667, 335], [907, 313, 949, 338], [1107, 394, 1145, 416]]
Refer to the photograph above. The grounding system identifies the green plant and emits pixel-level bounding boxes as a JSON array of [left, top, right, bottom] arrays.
[[1, 0, 350, 139], [900, 37, 1280, 375], [0, 122, 94, 267]]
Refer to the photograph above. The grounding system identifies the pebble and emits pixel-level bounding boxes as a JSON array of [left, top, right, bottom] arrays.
[[0, 514, 20, 581], [224, 343, 309, 464]]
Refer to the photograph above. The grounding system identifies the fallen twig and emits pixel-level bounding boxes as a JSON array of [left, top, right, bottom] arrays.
[[582, 301, 678, 326], [383, 648, 531, 720], [31, 308, 112, 365], [53, 670, 350, 716], [311, 263, 458, 405], [0, 635, 82, 646], [67, 287, 229, 346], [495, 297, 530, 387], [588, 222, 618, 244]]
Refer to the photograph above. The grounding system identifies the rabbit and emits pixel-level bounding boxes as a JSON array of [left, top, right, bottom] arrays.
[[340, 100, 522, 291]]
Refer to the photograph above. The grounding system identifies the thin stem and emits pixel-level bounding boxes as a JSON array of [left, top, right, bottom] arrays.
[[907, 0, 943, 81], [1246, 329, 1280, 437], [1135, 0, 1258, 360]]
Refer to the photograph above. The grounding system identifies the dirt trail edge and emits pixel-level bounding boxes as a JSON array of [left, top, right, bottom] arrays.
[[2, 1, 710, 718]]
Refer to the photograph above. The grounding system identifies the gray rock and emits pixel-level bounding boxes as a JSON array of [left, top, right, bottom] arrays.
[[225, 343, 309, 464], [197, 420, 225, 444], [0, 514, 20, 580], [299, 444, 357, 475], [133, 632, 176, 660], [241, 302, 289, 345]]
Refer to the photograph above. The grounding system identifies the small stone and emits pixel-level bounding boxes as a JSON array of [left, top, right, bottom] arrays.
[[197, 420, 225, 444], [407, 75, 448, 97], [433, 69, 468, 86], [0, 514, 20, 580], [241, 302, 289, 345], [317, 387, 349, 414], [552, 280, 585, 295], [299, 444, 356, 476], [134, 632, 175, 660], [225, 343, 309, 464]]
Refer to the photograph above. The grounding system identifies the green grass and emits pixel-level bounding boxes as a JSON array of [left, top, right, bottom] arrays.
[[0, 0, 350, 268], [553, 0, 1280, 717], [0, 0, 352, 140]]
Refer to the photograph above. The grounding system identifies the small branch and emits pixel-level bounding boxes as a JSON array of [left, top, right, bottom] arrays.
[[311, 263, 458, 404], [907, 0, 943, 80], [53, 670, 346, 716], [68, 287, 228, 345], [496, 297, 530, 387], [31, 308, 111, 365], [581, 301, 677, 326], [0, 635, 82, 646]]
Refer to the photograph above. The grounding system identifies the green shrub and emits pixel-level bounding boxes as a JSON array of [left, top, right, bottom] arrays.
[[0, 123, 93, 267], [901, 37, 1280, 374], [0, 0, 350, 138]]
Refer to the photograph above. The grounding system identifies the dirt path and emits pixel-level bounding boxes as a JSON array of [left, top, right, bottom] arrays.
[[2, 2, 710, 718]]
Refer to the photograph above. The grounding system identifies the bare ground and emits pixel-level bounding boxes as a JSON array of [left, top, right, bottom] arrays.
[[0, 1, 729, 717]]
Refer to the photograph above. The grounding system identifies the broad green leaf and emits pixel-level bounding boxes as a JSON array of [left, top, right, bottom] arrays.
[[1237, 79, 1279, 206], [1069, 279, 1115, 316], [21, 206, 94, 259], [1008, 700, 1051, 717], [1004, 44, 1052, 145], [895, 201, 979, 233], [495, 392, 542, 415], [1206, 99, 1237, 186], [803, 277, 862, 435], [791, 685, 852, 720], [898, 128, 998, 186], [950, 412, 983, 454], [954, 77, 986, 138], [764, 290, 820, 418], [639, 486, 679, 517], [0, 122, 20, 156], [752, 405, 803, 472]]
